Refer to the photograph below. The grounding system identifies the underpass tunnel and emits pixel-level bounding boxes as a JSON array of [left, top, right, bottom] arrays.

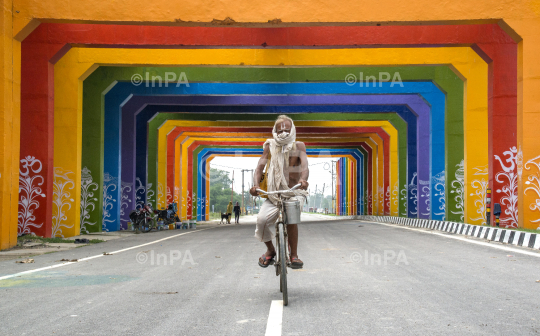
[[4, 20, 533, 248]]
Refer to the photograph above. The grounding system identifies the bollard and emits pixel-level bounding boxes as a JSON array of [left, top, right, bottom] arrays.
[[493, 203, 501, 227], [486, 189, 491, 226]]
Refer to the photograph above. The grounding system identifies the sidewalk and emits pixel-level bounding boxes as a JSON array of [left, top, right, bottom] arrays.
[[0, 231, 133, 261], [302, 213, 348, 221], [63, 231, 135, 241]]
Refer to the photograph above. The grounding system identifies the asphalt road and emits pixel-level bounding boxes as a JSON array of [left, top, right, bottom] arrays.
[[1, 216, 540, 335]]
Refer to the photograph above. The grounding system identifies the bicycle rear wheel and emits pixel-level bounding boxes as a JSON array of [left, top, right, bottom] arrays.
[[278, 222, 288, 306]]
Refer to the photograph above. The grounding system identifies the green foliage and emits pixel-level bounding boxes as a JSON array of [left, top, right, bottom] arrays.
[[307, 193, 333, 210], [209, 168, 253, 213], [320, 195, 333, 209]]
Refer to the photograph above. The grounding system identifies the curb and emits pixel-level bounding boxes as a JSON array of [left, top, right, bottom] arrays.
[[358, 216, 540, 251]]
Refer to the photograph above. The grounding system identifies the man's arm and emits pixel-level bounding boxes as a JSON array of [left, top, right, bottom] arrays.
[[250, 143, 270, 196], [296, 142, 309, 190]]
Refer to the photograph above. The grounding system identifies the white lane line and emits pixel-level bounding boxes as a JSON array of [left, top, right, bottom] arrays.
[[367, 221, 540, 258], [265, 300, 283, 336], [0, 228, 213, 281]]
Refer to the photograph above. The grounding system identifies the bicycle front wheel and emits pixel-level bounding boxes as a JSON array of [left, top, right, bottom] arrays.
[[138, 217, 154, 233], [278, 222, 288, 306]]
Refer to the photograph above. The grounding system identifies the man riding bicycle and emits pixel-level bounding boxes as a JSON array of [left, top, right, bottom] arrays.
[[250, 115, 309, 269]]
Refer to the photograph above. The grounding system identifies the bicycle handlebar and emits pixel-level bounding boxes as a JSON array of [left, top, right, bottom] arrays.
[[256, 183, 301, 195]]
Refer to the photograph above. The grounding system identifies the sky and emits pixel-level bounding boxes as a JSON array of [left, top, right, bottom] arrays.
[[209, 156, 337, 197]]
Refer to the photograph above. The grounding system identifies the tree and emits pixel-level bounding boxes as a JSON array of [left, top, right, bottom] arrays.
[[209, 168, 242, 213], [321, 195, 332, 209]]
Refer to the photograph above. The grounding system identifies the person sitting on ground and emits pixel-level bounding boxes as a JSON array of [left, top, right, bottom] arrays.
[[233, 201, 241, 224], [226, 201, 233, 224]]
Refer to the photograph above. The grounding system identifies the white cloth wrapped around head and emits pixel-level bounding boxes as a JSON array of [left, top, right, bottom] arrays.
[[272, 116, 296, 151], [263, 116, 307, 205]]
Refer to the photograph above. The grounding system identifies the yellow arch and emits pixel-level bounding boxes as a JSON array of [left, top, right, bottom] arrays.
[[53, 46, 486, 235], [168, 130, 380, 212], [174, 132, 395, 219], [171, 132, 386, 217], [190, 135, 381, 218]]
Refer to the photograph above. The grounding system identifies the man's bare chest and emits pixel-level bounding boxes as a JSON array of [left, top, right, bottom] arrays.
[[288, 151, 301, 168]]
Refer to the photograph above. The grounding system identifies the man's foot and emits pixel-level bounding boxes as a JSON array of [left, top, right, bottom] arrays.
[[289, 256, 304, 269], [258, 251, 276, 268]]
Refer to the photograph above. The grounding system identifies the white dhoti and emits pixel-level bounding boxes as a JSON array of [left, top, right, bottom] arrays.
[[254, 197, 304, 242]]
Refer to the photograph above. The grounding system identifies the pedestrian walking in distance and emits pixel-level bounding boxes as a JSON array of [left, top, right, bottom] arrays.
[[234, 201, 241, 224], [226, 201, 233, 224]]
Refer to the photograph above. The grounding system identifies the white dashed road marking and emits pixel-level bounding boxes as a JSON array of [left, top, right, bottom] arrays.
[[265, 300, 284, 336]]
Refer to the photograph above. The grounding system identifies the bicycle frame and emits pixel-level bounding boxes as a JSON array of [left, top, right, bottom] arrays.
[[274, 196, 288, 276], [257, 183, 301, 306]]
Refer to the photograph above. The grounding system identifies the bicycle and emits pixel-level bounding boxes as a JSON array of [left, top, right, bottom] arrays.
[[129, 202, 157, 233], [154, 202, 180, 226], [256, 183, 301, 306]]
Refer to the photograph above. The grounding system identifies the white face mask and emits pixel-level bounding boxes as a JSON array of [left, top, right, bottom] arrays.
[[277, 131, 289, 139]]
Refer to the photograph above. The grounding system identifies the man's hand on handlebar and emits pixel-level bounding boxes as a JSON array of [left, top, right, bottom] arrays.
[[250, 186, 259, 197], [250, 182, 305, 196]]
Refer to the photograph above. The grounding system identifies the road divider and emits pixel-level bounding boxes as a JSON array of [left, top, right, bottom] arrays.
[[364, 219, 540, 258], [359, 216, 540, 251]]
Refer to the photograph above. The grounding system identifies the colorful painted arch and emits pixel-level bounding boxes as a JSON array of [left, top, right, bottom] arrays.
[[197, 148, 365, 219], [4, 8, 540, 250]]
